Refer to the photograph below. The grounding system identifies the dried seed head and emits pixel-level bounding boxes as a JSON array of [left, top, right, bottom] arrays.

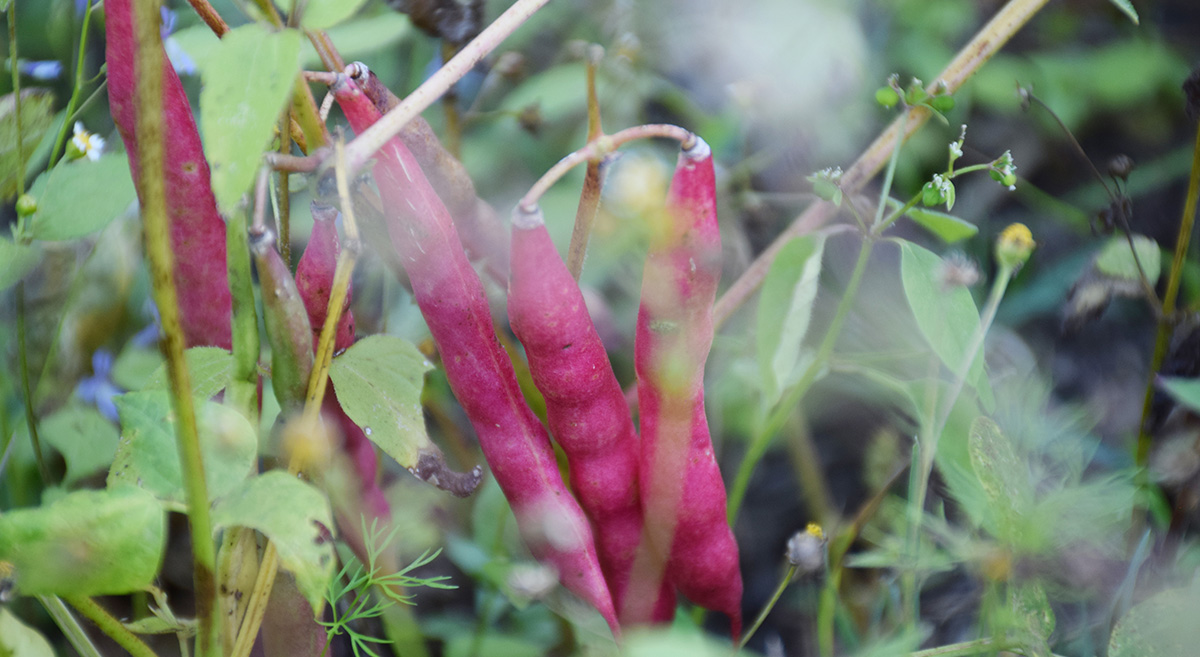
[[939, 251, 980, 290], [1108, 154, 1135, 181], [786, 523, 828, 574]]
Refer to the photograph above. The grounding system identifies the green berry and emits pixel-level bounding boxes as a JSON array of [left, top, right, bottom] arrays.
[[15, 194, 37, 218], [875, 87, 899, 108]]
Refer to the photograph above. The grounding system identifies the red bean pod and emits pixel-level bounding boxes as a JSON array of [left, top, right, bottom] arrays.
[[105, 0, 231, 349], [508, 206, 676, 625], [294, 201, 389, 519], [635, 137, 742, 637], [331, 75, 618, 634]]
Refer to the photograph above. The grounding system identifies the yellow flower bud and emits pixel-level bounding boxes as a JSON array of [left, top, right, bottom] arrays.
[[996, 222, 1035, 270]]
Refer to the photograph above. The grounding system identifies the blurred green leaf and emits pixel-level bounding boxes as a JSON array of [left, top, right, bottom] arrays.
[[899, 241, 985, 387], [40, 405, 120, 488], [1109, 580, 1200, 657], [1107, 0, 1139, 25], [200, 24, 302, 213], [211, 472, 336, 614], [0, 236, 40, 290], [109, 391, 257, 504], [0, 486, 164, 596], [300, 0, 372, 30], [25, 154, 137, 241], [968, 417, 1032, 539], [143, 346, 233, 399], [329, 335, 433, 471], [757, 234, 824, 405], [0, 89, 55, 201], [1159, 376, 1200, 415], [889, 198, 978, 243], [0, 607, 56, 657], [1011, 582, 1055, 657], [1095, 234, 1160, 285]]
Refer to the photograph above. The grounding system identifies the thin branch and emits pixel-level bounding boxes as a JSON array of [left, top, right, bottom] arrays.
[[342, 0, 553, 174]]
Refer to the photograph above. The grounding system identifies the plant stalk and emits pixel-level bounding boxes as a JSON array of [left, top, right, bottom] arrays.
[[1137, 121, 1200, 467], [64, 595, 161, 657], [566, 46, 606, 281], [131, 0, 218, 654]]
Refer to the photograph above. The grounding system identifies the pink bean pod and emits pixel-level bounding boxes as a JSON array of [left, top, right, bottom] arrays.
[[508, 206, 676, 626], [331, 74, 618, 635], [294, 201, 389, 520], [106, 0, 231, 349], [635, 137, 742, 638]]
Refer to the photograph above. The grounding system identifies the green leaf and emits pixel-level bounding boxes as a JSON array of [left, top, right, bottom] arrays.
[[300, 0, 373, 30], [0, 486, 164, 596], [968, 416, 1032, 538], [0, 236, 40, 290], [329, 335, 433, 471], [25, 153, 137, 241], [109, 391, 257, 504], [143, 346, 234, 399], [1158, 376, 1200, 415], [1106, 0, 1139, 25], [1011, 582, 1055, 657], [0, 89, 55, 200], [211, 472, 336, 614], [899, 241, 985, 386], [757, 234, 825, 405], [200, 24, 302, 213], [892, 198, 978, 243], [0, 606, 56, 657], [1109, 580, 1200, 657], [1095, 234, 1160, 286], [39, 405, 120, 488]]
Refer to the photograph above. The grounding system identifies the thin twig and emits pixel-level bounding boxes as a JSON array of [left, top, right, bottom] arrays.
[[712, 0, 1053, 329], [566, 45, 606, 281], [342, 0, 554, 174], [520, 124, 694, 211]]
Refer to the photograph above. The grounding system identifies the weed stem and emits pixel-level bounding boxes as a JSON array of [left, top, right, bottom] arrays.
[[63, 595, 161, 657], [131, 0, 218, 653]]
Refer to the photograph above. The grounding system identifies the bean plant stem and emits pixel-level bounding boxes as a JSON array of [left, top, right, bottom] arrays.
[[566, 47, 606, 281], [8, 2, 23, 197], [739, 564, 798, 649], [38, 595, 104, 657], [64, 595, 161, 657], [16, 284, 50, 483], [131, 1, 218, 654], [342, 0, 553, 174], [232, 137, 363, 657], [184, 0, 229, 35], [1137, 121, 1200, 468], [712, 0, 1052, 329]]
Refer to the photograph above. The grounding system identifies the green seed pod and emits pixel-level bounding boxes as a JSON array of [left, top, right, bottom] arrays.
[[875, 87, 899, 109], [251, 228, 314, 410]]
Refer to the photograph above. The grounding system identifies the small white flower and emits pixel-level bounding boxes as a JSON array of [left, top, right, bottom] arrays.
[[70, 122, 105, 161], [949, 141, 963, 160]]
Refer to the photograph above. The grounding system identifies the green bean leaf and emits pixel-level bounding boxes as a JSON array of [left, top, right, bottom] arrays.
[[200, 24, 302, 213], [0, 607, 56, 657], [143, 346, 234, 399], [109, 391, 256, 505], [1109, 579, 1200, 657], [300, 0, 373, 30], [26, 154, 137, 241], [0, 486, 164, 596], [211, 472, 336, 615], [40, 405, 120, 488]]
